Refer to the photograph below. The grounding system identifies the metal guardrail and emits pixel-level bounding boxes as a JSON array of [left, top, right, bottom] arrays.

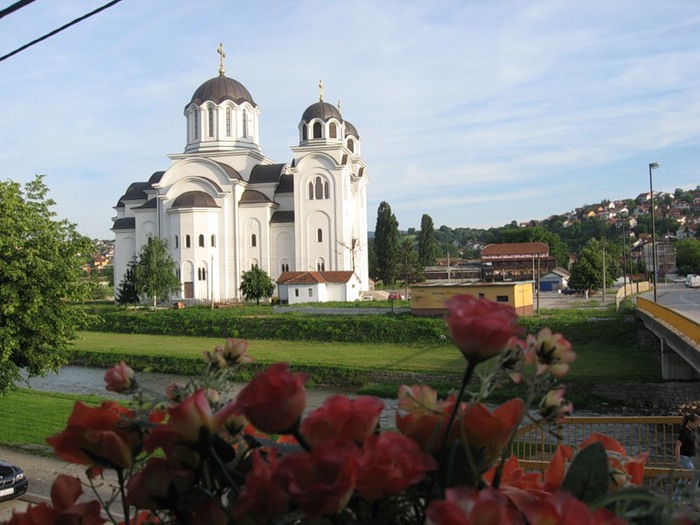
[[637, 296, 700, 346], [512, 416, 694, 481]]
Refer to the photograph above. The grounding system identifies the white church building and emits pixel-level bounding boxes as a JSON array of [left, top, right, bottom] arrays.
[[112, 48, 370, 304]]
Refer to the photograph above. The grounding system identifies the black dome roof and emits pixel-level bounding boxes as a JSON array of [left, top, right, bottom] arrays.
[[301, 101, 343, 123], [344, 120, 359, 139], [189, 74, 257, 108], [171, 191, 219, 209]]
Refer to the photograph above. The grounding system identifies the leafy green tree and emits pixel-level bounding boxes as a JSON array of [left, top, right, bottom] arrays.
[[675, 239, 700, 276], [0, 175, 93, 394], [397, 237, 422, 289], [134, 238, 181, 310], [568, 239, 619, 294], [115, 257, 140, 306], [373, 201, 399, 285], [418, 214, 438, 267], [88, 270, 107, 301], [240, 266, 275, 305]]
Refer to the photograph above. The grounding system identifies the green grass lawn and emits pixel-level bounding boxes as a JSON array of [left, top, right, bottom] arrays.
[[70, 331, 662, 382]]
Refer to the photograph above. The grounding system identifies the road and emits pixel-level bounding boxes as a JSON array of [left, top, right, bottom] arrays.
[[653, 283, 700, 322]]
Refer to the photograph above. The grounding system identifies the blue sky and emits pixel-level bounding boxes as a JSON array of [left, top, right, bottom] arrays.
[[1, 1, 699, 240]]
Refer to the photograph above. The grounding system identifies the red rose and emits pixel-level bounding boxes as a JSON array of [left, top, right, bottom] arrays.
[[301, 394, 384, 446], [233, 449, 290, 524], [46, 401, 140, 472], [234, 363, 308, 434], [356, 432, 436, 500], [126, 458, 196, 510], [5, 475, 104, 525], [104, 361, 136, 393], [445, 295, 522, 363], [427, 487, 524, 525], [275, 438, 358, 517]]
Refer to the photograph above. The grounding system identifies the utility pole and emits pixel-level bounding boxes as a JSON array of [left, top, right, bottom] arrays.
[[536, 252, 540, 315], [622, 216, 627, 300], [447, 252, 451, 283], [602, 244, 606, 303]]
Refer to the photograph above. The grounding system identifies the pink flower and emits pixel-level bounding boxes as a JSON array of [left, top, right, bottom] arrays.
[[531, 328, 576, 377], [275, 438, 359, 517], [301, 394, 384, 446], [539, 387, 573, 423], [234, 363, 308, 434], [355, 432, 436, 500], [104, 361, 135, 393], [445, 295, 523, 363]]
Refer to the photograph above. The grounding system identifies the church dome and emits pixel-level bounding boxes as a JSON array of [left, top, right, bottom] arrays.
[[171, 191, 219, 208], [301, 101, 343, 123], [189, 73, 257, 108], [344, 120, 359, 139]]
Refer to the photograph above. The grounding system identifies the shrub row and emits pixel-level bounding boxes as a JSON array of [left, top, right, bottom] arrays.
[[84, 305, 637, 346]]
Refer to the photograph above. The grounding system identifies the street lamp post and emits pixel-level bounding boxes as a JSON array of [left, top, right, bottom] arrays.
[[621, 213, 627, 300], [649, 162, 660, 302]]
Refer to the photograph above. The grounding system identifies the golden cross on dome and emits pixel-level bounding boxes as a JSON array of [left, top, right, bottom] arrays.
[[217, 43, 226, 75], [319, 80, 323, 102]]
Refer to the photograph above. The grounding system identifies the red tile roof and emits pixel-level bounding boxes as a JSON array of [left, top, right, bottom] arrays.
[[481, 242, 549, 258], [277, 271, 355, 285]]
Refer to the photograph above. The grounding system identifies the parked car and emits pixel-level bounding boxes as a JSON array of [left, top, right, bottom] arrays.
[[560, 288, 577, 295], [0, 459, 28, 502], [388, 292, 405, 301]]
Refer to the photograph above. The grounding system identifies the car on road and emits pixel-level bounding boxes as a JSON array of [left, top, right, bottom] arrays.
[[388, 292, 405, 301], [0, 459, 28, 502], [560, 288, 577, 295]]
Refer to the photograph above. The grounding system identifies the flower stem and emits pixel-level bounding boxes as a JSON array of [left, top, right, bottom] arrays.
[[292, 427, 312, 451]]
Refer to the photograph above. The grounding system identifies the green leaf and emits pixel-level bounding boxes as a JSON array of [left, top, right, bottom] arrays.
[[561, 441, 609, 503]]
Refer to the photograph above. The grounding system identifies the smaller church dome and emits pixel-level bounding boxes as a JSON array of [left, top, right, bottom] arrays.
[[189, 74, 257, 108], [171, 191, 219, 209], [301, 101, 343, 123], [344, 120, 359, 139]]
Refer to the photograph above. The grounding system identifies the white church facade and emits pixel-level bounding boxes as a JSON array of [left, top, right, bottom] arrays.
[[112, 48, 370, 303]]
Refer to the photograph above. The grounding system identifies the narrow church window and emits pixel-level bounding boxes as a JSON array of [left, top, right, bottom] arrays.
[[211, 235, 216, 247], [347, 138, 354, 153], [313, 122, 322, 139], [302, 125, 307, 141], [242, 109, 248, 137], [176, 267, 181, 280], [317, 260, 325, 271], [186, 235, 191, 248], [315, 177, 323, 199], [198, 267, 207, 281], [251, 233, 257, 247], [308, 182, 314, 200], [198, 234, 205, 247], [281, 263, 289, 272], [208, 107, 214, 137], [226, 108, 231, 136], [194, 109, 199, 139], [324, 180, 329, 199], [329, 122, 337, 138], [175, 235, 179, 248], [317, 228, 323, 242], [294, 289, 299, 297]]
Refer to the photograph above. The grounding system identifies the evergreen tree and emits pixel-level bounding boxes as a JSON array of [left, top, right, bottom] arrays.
[[418, 213, 438, 267], [0, 175, 93, 394], [373, 201, 399, 285], [240, 266, 275, 305], [115, 257, 140, 306], [134, 237, 181, 310]]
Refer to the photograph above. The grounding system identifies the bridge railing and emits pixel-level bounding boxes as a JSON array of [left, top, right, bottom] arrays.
[[511, 415, 694, 482], [637, 296, 700, 346]]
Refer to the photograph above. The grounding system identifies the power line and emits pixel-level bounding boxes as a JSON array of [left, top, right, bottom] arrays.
[[0, 0, 38, 21], [0, 0, 125, 63]]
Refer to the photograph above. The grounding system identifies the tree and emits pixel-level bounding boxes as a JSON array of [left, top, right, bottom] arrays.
[[568, 239, 619, 295], [418, 214, 438, 267], [115, 257, 140, 306], [373, 201, 399, 285], [675, 238, 700, 276], [0, 175, 93, 394], [240, 266, 275, 305], [397, 237, 422, 296], [134, 238, 181, 310]]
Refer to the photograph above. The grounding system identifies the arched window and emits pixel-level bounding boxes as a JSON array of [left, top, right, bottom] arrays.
[[176, 267, 181, 280], [198, 234, 205, 247], [251, 233, 257, 247], [324, 180, 329, 199], [208, 107, 214, 137], [317, 228, 323, 243], [281, 263, 289, 273], [174, 235, 179, 248], [211, 234, 216, 247], [315, 177, 323, 199], [198, 267, 207, 281], [194, 109, 199, 139], [308, 181, 314, 200], [186, 235, 191, 248], [313, 122, 322, 139], [226, 108, 232, 136], [316, 258, 325, 271], [347, 138, 354, 153], [302, 125, 308, 141], [242, 109, 248, 137], [329, 122, 337, 138]]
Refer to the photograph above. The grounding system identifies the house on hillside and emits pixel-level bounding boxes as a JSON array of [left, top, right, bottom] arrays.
[[481, 242, 557, 282], [277, 271, 360, 304]]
